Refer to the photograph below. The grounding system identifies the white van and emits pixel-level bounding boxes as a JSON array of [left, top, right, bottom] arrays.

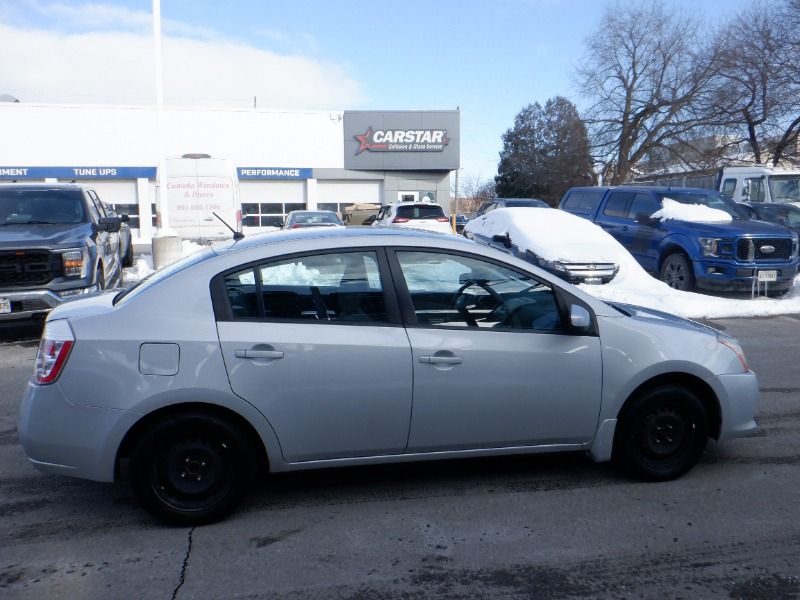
[[162, 154, 241, 240], [718, 165, 800, 206]]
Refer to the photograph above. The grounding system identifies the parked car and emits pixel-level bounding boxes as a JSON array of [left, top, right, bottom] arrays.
[[475, 197, 549, 218], [372, 199, 451, 234], [282, 210, 343, 229], [464, 207, 620, 284], [737, 202, 800, 235], [454, 213, 471, 234], [559, 186, 799, 294], [20, 228, 758, 524], [0, 183, 126, 321], [103, 202, 133, 267], [343, 203, 381, 226]]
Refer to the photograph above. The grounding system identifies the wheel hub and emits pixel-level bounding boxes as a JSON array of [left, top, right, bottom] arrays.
[[641, 409, 687, 457], [163, 440, 225, 496]]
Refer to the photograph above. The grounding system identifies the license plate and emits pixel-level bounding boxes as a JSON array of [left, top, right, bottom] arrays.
[[0, 298, 10, 314], [757, 270, 777, 282]]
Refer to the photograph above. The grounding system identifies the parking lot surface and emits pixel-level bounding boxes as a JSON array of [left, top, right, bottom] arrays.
[[1, 316, 799, 599]]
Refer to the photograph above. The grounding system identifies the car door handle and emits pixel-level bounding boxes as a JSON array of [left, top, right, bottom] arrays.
[[235, 349, 284, 359], [419, 355, 463, 365]]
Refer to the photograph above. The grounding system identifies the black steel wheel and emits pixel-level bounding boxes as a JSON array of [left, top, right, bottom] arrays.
[[660, 253, 695, 291], [122, 240, 134, 267], [130, 413, 256, 525], [614, 386, 708, 481]]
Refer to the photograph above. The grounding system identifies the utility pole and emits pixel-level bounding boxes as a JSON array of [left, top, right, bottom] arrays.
[[452, 168, 460, 233]]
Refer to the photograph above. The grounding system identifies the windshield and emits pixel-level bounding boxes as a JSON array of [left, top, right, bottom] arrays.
[[753, 204, 800, 228], [655, 190, 748, 219], [0, 189, 88, 225], [396, 205, 445, 219], [767, 175, 800, 203], [114, 247, 216, 305], [503, 199, 548, 208]]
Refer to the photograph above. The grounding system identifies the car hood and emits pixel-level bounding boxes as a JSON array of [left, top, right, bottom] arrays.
[[0, 223, 92, 248], [676, 218, 793, 237], [606, 301, 719, 336]]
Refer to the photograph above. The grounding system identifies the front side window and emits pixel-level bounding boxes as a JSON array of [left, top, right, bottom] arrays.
[[223, 251, 387, 323], [628, 193, 660, 220], [396, 251, 562, 331], [603, 192, 632, 218], [721, 178, 737, 198], [745, 178, 766, 202]]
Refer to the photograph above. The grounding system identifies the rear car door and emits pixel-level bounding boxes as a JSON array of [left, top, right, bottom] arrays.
[[391, 249, 602, 452], [214, 248, 413, 462]]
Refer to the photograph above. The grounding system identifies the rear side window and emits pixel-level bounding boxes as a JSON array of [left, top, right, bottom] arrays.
[[602, 192, 633, 218], [396, 205, 445, 219], [222, 251, 388, 323], [561, 190, 603, 214]]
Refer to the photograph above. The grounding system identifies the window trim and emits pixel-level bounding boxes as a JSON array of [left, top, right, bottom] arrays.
[[385, 246, 598, 336], [210, 246, 404, 327]]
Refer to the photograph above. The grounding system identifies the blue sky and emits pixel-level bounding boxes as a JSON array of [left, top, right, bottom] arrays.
[[1, 0, 753, 182]]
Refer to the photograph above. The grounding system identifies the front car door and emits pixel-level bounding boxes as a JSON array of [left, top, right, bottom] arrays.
[[390, 249, 603, 452], [215, 249, 413, 462]]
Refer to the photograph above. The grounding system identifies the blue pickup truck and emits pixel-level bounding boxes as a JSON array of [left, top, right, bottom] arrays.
[[559, 186, 799, 294]]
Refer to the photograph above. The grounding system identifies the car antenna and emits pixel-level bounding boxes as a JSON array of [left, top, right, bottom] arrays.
[[212, 212, 244, 240]]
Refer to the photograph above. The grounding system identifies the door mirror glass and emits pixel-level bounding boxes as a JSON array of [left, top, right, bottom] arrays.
[[570, 305, 591, 330]]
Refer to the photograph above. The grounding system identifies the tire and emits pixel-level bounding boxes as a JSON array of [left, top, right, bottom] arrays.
[[122, 240, 134, 267], [614, 385, 708, 481], [95, 266, 104, 290], [130, 413, 256, 525], [660, 253, 695, 291]]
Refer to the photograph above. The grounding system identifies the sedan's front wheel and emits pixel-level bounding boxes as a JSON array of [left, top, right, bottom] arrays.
[[130, 413, 256, 525], [614, 386, 708, 481]]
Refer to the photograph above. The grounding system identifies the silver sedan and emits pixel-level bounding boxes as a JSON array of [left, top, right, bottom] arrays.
[[18, 228, 758, 524]]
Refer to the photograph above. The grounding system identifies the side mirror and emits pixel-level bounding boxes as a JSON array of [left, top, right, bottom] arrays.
[[119, 214, 130, 223], [742, 181, 750, 200], [492, 233, 512, 249], [97, 216, 122, 232], [569, 305, 591, 331]]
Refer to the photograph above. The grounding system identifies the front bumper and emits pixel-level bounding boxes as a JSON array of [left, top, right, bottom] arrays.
[[711, 371, 760, 442], [0, 285, 98, 320], [18, 380, 139, 482], [693, 258, 798, 292]]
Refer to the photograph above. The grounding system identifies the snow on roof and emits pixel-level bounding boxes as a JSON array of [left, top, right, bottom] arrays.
[[653, 198, 732, 223]]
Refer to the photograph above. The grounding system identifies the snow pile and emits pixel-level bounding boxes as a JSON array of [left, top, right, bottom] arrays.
[[464, 207, 627, 264], [653, 198, 732, 223]]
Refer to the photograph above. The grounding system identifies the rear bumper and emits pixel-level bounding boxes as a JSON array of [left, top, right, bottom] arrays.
[[18, 381, 138, 482]]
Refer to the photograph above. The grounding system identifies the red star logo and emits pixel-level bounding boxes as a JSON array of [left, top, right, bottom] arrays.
[[354, 127, 374, 154]]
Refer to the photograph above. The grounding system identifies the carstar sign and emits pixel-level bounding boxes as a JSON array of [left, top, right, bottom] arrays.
[[354, 127, 450, 154]]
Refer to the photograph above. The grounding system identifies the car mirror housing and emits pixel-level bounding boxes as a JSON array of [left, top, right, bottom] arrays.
[[570, 305, 591, 330], [96, 216, 122, 232], [492, 233, 512, 248]]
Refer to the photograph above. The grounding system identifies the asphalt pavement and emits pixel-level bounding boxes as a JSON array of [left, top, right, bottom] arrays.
[[0, 315, 798, 599]]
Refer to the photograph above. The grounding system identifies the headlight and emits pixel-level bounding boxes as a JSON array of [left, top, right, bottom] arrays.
[[718, 335, 749, 372], [60, 248, 87, 278], [698, 237, 722, 257]]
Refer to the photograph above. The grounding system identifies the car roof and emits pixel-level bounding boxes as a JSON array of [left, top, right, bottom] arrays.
[[566, 186, 717, 194], [215, 225, 465, 255]]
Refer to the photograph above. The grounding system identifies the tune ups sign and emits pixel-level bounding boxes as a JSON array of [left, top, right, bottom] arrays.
[[344, 111, 460, 171]]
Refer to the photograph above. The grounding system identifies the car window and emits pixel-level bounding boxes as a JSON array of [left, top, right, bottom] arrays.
[[223, 251, 387, 323], [602, 192, 632, 218], [628, 193, 660, 219], [721, 178, 737, 197], [396, 204, 445, 219], [561, 190, 603, 214], [745, 177, 766, 202], [396, 251, 562, 331]]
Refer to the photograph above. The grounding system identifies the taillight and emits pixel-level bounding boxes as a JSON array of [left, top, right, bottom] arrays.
[[392, 217, 410, 223], [436, 217, 449, 222], [291, 223, 303, 228], [35, 319, 74, 385]]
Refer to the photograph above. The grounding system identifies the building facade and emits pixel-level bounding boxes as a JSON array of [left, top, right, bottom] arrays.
[[0, 104, 459, 239]]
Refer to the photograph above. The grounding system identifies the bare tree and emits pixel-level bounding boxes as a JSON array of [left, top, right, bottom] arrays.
[[577, 1, 721, 184], [709, 1, 800, 165], [454, 174, 495, 214]]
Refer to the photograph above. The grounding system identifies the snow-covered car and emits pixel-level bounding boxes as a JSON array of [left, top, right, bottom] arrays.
[[372, 200, 451, 234], [464, 207, 621, 284], [18, 228, 758, 524]]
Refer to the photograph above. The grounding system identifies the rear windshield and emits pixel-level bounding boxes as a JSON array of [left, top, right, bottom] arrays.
[[396, 204, 445, 219], [114, 248, 216, 305], [293, 212, 341, 224], [0, 188, 87, 225], [503, 199, 548, 208]]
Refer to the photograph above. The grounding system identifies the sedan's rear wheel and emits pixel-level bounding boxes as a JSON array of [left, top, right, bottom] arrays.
[[130, 413, 255, 525], [614, 386, 708, 481]]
